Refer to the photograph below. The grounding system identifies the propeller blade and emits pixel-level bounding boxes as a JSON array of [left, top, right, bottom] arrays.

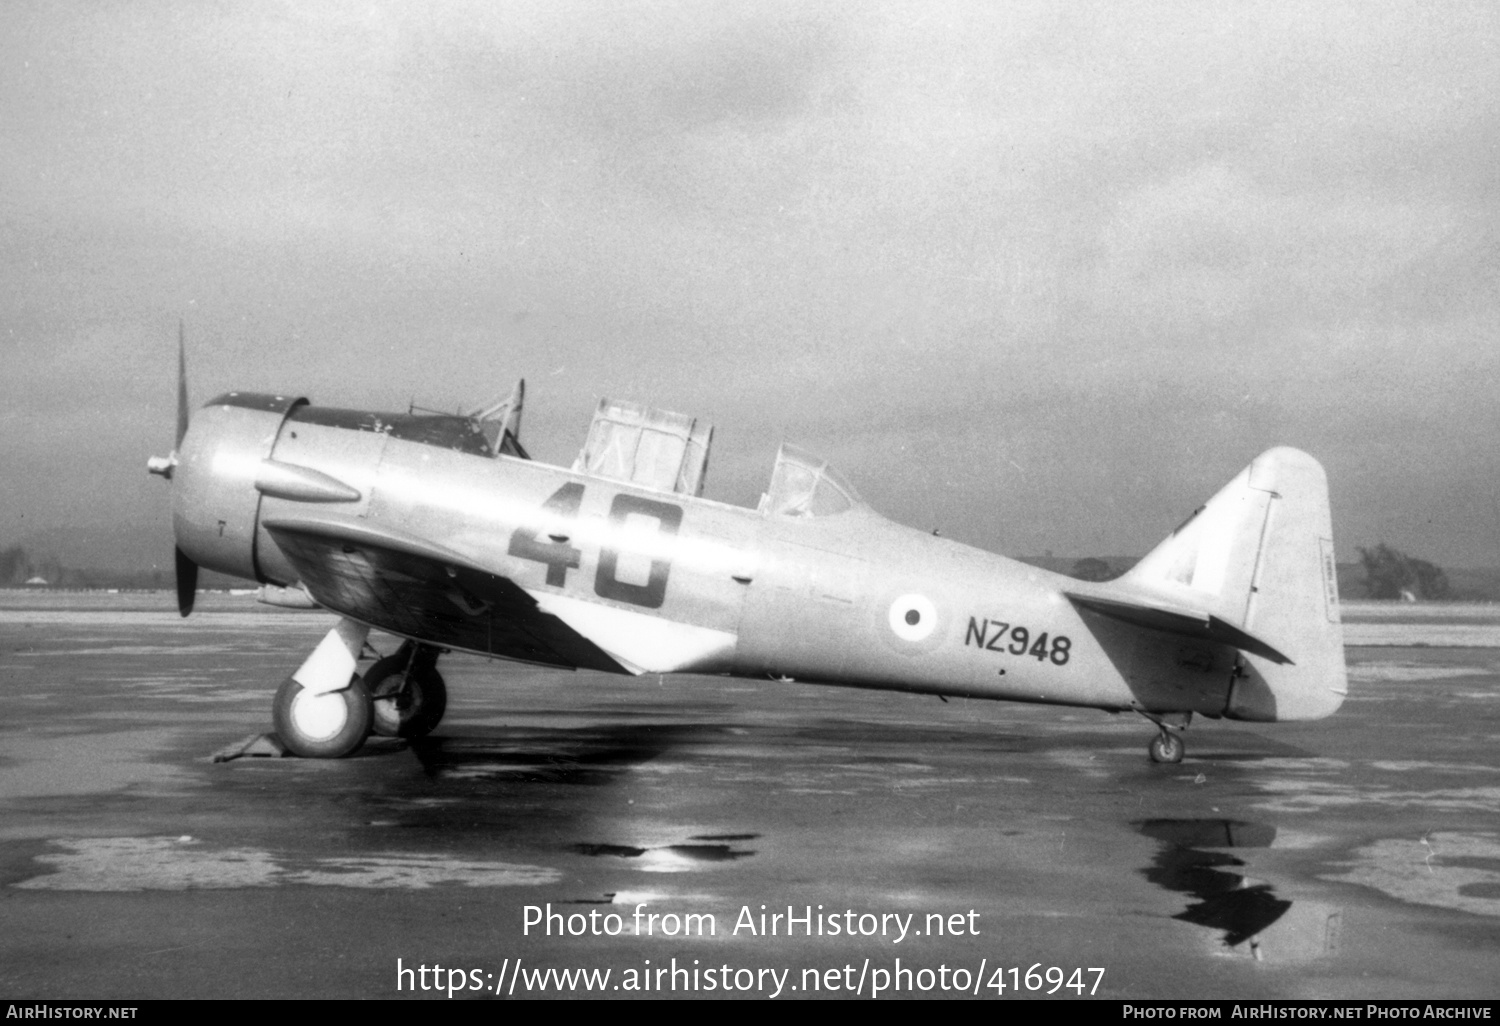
[[176, 321, 190, 448], [175, 545, 199, 618]]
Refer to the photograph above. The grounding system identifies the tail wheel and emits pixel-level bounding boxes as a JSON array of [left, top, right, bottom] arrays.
[[273, 676, 371, 758], [1148, 731, 1185, 764], [367, 654, 448, 739]]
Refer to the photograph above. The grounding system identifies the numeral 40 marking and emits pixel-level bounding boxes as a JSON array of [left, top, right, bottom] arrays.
[[507, 485, 682, 609], [506, 483, 584, 587], [594, 494, 682, 609]]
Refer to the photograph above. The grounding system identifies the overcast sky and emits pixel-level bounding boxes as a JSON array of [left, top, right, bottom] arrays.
[[3, 1, 1498, 570]]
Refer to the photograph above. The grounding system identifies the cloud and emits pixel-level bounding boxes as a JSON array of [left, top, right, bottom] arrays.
[[3, 1, 1499, 565]]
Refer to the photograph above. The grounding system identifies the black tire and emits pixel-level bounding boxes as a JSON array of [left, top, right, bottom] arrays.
[[367, 655, 448, 739], [272, 675, 371, 758], [1148, 732, 1185, 764]]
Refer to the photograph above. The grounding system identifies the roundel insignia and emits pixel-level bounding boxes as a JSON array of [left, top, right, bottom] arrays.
[[889, 594, 937, 641], [876, 588, 948, 655]]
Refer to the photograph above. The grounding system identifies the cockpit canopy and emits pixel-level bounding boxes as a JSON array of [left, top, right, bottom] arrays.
[[572, 398, 713, 497], [758, 443, 862, 517]]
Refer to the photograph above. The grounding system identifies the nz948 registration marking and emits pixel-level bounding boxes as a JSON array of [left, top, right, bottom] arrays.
[[965, 617, 1071, 665]]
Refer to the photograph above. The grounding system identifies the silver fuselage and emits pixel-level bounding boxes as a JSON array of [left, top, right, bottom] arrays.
[[172, 392, 1268, 721]]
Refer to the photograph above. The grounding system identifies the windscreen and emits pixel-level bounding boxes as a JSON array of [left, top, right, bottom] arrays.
[[759, 443, 860, 517]]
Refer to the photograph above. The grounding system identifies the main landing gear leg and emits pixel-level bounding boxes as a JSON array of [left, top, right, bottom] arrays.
[[366, 640, 448, 740], [272, 617, 373, 759], [1140, 711, 1191, 764]]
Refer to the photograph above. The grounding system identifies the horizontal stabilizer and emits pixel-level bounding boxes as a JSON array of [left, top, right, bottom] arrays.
[[1065, 592, 1292, 665]]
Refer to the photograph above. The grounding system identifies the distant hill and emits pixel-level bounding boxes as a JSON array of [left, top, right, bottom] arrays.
[[1015, 555, 1138, 580]]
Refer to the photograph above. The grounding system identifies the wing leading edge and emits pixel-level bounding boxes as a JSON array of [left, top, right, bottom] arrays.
[[263, 514, 627, 673]]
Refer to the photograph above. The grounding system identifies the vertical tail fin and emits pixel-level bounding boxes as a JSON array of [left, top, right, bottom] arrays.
[[1121, 447, 1346, 721]]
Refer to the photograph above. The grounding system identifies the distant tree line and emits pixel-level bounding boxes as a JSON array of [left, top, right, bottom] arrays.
[[0, 545, 26, 584], [0, 544, 166, 590], [0, 545, 55, 585], [1070, 557, 1117, 582], [1357, 544, 1450, 601]]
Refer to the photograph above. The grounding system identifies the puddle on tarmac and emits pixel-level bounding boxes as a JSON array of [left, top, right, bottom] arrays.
[[573, 837, 756, 872], [1321, 832, 1500, 918], [1137, 819, 1341, 961], [575, 843, 648, 858], [408, 727, 690, 786], [13, 836, 560, 891]]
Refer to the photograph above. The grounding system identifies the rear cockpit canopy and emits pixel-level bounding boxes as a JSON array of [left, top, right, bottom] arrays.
[[572, 398, 713, 497], [759, 443, 861, 517]]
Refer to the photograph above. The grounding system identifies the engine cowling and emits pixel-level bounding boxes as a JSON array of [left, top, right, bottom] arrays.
[[173, 392, 305, 583]]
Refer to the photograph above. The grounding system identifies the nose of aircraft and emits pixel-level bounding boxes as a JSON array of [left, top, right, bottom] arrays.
[[170, 397, 293, 586], [147, 328, 299, 615]]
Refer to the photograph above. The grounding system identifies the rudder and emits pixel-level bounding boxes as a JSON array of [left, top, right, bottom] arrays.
[[1230, 447, 1347, 720]]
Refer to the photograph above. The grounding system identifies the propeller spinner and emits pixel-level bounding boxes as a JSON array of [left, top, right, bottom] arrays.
[[147, 323, 200, 616]]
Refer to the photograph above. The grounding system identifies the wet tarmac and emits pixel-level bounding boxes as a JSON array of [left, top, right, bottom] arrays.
[[0, 592, 1496, 999]]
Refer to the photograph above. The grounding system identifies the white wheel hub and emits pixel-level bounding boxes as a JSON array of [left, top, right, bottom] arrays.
[[289, 688, 349, 741]]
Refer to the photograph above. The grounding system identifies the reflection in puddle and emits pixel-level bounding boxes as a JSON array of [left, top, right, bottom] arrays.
[[409, 727, 692, 786], [574, 843, 648, 858], [1138, 820, 1288, 947], [574, 837, 756, 873], [1137, 820, 1340, 961], [659, 844, 753, 863]]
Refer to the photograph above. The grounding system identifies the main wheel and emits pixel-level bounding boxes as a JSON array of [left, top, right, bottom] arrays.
[[1148, 731, 1185, 764], [366, 655, 447, 739], [273, 675, 372, 758]]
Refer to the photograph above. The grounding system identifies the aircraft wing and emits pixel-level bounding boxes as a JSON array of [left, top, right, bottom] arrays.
[[262, 514, 627, 673], [1064, 592, 1292, 665]]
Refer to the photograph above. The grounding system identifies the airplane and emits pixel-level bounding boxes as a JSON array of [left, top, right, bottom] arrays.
[[148, 334, 1347, 764]]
